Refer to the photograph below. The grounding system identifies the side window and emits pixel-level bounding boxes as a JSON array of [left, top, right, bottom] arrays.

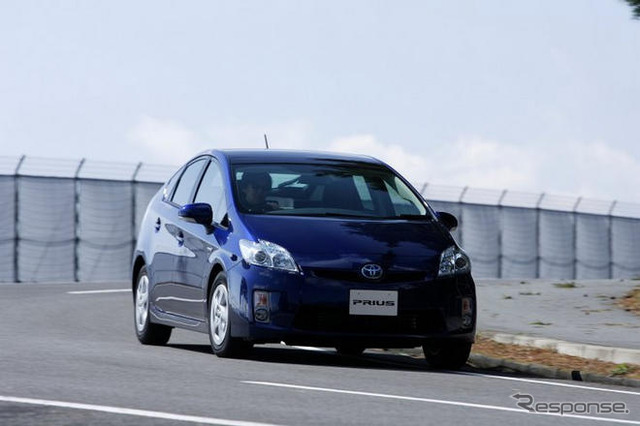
[[194, 160, 227, 222], [162, 169, 182, 201], [171, 158, 208, 206]]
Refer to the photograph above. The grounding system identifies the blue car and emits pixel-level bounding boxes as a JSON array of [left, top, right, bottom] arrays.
[[132, 149, 476, 369]]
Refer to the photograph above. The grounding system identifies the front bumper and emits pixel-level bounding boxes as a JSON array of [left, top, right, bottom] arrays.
[[226, 263, 476, 348]]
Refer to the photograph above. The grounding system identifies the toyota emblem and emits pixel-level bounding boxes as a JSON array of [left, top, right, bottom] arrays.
[[361, 264, 383, 280]]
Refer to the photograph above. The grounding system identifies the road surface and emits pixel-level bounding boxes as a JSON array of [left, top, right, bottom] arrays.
[[1, 282, 638, 425]]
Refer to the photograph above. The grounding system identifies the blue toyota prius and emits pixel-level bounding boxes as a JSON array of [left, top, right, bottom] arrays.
[[132, 149, 476, 369]]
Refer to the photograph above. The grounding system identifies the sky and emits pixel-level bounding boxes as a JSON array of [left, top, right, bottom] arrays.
[[1, 0, 639, 202]]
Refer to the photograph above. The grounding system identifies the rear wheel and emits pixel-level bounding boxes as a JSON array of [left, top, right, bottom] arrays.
[[134, 266, 172, 345], [208, 272, 252, 357], [422, 341, 472, 370]]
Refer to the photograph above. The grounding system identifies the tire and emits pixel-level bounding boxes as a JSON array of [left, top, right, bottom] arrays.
[[134, 266, 172, 345], [208, 272, 252, 358], [335, 344, 366, 356], [422, 341, 472, 370]]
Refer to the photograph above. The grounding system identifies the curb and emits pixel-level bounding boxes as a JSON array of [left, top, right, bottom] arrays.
[[375, 349, 640, 388], [484, 331, 640, 365], [469, 353, 640, 388]]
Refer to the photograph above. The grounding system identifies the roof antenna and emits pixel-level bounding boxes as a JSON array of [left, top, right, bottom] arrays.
[[264, 134, 270, 149]]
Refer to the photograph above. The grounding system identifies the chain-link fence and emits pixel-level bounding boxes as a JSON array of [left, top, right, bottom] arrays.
[[1, 155, 639, 282], [423, 186, 640, 279], [0, 156, 173, 283]]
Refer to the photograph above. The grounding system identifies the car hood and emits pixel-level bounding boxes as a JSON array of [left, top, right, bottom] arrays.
[[240, 215, 454, 272]]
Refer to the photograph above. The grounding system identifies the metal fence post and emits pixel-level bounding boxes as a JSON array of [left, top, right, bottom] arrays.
[[535, 193, 545, 279], [458, 187, 468, 248], [14, 155, 26, 283], [74, 159, 86, 282], [572, 197, 582, 280], [608, 200, 617, 279], [131, 162, 143, 262], [497, 189, 508, 279]]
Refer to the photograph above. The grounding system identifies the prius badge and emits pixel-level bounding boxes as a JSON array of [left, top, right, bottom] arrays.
[[361, 263, 383, 280]]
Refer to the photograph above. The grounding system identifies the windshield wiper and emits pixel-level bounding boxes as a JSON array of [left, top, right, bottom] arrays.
[[266, 211, 375, 218], [265, 211, 432, 220], [297, 212, 376, 218], [385, 214, 433, 221]]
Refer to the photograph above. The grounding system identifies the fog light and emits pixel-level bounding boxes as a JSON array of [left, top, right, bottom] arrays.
[[462, 314, 473, 328], [461, 297, 473, 329], [254, 290, 270, 323], [254, 307, 269, 322], [462, 297, 473, 315]]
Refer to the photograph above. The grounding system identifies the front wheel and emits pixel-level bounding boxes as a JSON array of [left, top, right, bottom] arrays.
[[422, 341, 472, 370], [208, 272, 252, 358], [134, 266, 172, 345]]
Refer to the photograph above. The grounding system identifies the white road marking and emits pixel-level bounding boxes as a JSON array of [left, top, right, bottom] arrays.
[[283, 345, 639, 397], [67, 289, 130, 295], [287, 346, 640, 396], [0, 395, 281, 426], [294, 345, 640, 397], [243, 381, 640, 425], [458, 372, 640, 396]]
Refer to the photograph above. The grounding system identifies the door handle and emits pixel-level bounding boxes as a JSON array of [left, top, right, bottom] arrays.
[[154, 218, 161, 232]]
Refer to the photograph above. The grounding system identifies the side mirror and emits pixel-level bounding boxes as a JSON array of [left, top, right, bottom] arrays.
[[436, 211, 458, 231], [179, 203, 213, 226]]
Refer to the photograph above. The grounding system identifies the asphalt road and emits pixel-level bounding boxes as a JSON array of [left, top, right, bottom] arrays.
[[1, 282, 639, 426]]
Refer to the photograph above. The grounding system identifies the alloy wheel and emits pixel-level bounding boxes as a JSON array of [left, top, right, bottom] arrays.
[[135, 274, 149, 332], [210, 284, 229, 346]]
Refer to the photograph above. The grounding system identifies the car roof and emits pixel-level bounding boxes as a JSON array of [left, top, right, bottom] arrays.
[[205, 149, 384, 165]]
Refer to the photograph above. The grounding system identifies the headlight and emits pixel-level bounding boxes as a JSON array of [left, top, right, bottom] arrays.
[[239, 239, 299, 273], [438, 246, 471, 277]]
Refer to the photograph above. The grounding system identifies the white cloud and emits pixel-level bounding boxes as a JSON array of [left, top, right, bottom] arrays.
[[430, 137, 540, 190], [127, 116, 315, 164], [324, 134, 539, 193], [546, 140, 640, 201], [420, 136, 640, 203], [325, 133, 640, 203], [127, 117, 640, 203], [327, 134, 429, 185], [127, 116, 207, 165]]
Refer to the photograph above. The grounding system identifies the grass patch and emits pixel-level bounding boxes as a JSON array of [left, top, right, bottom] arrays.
[[611, 363, 636, 376], [530, 321, 552, 326], [618, 286, 640, 316], [553, 282, 577, 289]]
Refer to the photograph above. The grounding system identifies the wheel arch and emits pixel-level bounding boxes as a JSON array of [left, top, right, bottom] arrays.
[[206, 262, 226, 308], [132, 255, 146, 299]]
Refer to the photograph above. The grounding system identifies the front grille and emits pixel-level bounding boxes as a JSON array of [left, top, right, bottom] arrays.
[[293, 307, 446, 335], [311, 269, 427, 284]]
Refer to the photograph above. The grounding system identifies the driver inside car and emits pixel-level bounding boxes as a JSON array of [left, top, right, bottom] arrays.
[[239, 171, 278, 213]]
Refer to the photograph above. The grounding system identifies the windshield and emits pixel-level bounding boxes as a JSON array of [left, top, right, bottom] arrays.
[[231, 162, 430, 219]]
